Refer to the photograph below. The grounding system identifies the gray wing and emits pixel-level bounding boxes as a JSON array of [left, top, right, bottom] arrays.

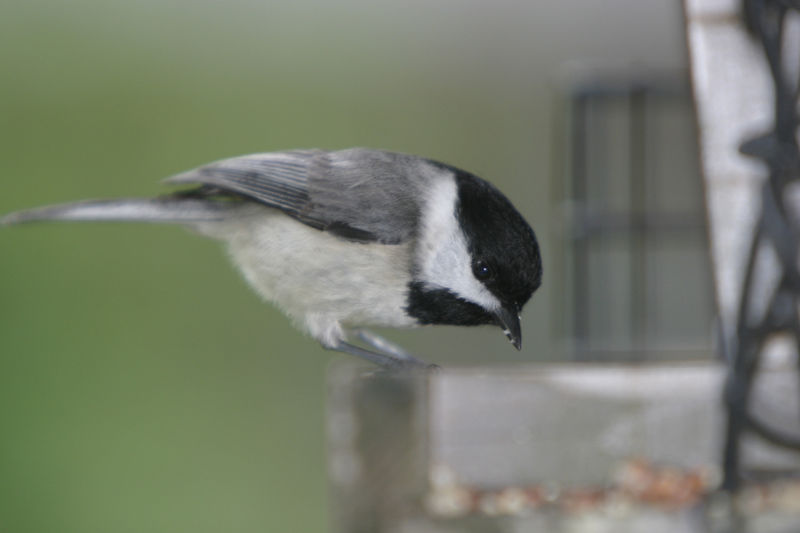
[[165, 148, 436, 243]]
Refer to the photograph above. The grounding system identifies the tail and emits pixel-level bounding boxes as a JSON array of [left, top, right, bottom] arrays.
[[1, 196, 239, 226]]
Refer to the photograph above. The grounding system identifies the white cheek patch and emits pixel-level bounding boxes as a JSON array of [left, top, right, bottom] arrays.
[[417, 177, 502, 312]]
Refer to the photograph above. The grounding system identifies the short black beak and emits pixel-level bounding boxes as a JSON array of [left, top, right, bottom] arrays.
[[494, 306, 522, 351]]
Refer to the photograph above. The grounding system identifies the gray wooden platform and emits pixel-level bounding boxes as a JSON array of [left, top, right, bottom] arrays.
[[326, 362, 800, 533]]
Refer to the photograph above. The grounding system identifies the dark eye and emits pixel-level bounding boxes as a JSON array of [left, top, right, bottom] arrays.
[[473, 261, 493, 281]]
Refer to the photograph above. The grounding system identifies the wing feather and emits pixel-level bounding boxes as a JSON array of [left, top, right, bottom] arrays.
[[165, 150, 318, 222], [164, 148, 439, 243]]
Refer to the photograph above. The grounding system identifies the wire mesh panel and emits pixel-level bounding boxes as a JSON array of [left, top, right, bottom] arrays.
[[565, 81, 714, 361]]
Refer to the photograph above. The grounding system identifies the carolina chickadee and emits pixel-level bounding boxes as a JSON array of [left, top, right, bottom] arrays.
[[1, 148, 542, 368]]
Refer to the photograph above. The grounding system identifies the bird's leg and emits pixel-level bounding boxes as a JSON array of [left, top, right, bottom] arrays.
[[352, 329, 418, 362], [353, 329, 441, 370], [330, 333, 435, 370]]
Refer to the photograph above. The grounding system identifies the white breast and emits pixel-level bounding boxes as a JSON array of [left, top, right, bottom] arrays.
[[198, 206, 417, 348]]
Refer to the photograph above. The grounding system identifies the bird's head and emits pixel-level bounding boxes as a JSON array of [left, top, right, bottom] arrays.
[[406, 164, 542, 350]]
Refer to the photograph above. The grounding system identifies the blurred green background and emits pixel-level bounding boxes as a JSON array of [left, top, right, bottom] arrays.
[[0, 1, 687, 531]]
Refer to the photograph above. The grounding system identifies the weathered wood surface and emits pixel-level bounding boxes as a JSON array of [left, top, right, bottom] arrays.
[[327, 362, 800, 533]]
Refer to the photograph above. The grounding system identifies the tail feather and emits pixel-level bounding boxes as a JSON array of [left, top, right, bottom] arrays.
[[1, 197, 238, 226]]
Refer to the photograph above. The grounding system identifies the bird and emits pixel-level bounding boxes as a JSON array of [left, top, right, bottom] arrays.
[[1, 148, 542, 369]]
